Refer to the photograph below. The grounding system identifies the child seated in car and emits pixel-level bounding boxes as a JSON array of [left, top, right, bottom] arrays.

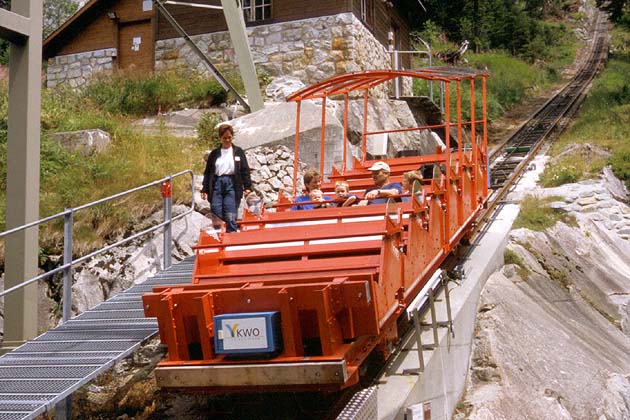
[[334, 181, 358, 207], [310, 189, 332, 208]]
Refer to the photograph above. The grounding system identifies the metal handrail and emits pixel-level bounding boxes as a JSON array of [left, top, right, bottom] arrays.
[[0, 169, 195, 323], [389, 39, 434, 102]]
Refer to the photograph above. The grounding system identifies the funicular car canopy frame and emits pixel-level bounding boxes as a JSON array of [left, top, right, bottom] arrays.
[[285, 68, 489, 196]]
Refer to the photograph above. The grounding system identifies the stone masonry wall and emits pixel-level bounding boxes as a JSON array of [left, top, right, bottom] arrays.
[[155, 13, 409, 97], [46, 48, 116, 88], [46, 14, 414, 95]]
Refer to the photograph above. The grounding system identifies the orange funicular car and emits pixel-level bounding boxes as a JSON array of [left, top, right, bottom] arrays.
[[143, 68, 490, 392]]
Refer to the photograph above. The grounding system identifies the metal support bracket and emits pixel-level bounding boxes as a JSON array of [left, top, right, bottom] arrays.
[[403, 269, 461, 375]]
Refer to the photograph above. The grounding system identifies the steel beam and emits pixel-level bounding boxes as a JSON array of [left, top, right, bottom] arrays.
[[221, 0, 264, 112], [155, 361, 348, 387], [0, 9, 30, 44], [2, 0, 42, 351]]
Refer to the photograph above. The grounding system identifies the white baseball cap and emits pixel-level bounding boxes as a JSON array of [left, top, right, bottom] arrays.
[[368, 161, 390, 172]]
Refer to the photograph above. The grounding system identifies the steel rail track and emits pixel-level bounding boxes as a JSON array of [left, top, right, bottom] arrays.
[[472, 13, 609, 236]]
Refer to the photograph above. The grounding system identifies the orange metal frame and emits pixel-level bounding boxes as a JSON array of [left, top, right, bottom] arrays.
[[143, 68, 490, 392]]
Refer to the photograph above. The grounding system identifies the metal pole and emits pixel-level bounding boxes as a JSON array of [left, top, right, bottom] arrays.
[[221, 0, 264, 111], [413, 308, 425, 372], [2, 0, 42, 352], [62, 210, 73, 323], [55, 398, 71, 420], [394, 50, 400, 98], [162, 179, 173, 270], [415, 36, 433, 101]]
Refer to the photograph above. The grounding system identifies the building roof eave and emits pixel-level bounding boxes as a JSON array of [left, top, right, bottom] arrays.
[[43, 0, 107, 59]]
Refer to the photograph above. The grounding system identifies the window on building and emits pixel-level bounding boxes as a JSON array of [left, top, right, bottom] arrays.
[[243, 0, 271, 22], [361, 0, 374, 28]]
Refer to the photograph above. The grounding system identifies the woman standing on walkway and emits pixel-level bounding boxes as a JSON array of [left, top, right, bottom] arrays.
[[201, 123, 252, 233]]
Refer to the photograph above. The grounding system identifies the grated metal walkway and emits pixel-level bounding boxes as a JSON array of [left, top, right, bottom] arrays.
[[0, 256, 195, 420]]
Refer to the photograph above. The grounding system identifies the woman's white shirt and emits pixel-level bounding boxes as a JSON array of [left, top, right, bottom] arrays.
[[215, 147, 235, 176]]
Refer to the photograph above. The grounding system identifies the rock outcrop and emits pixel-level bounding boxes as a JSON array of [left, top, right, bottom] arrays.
[[50, 129, 111, 155], [228, 97, 442, 173], [70, 205, 212, 315], [459, 169, 630, 419]]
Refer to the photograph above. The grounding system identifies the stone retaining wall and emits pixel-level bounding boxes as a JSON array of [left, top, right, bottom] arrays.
[[156, 13, 411, 97], [46, 48, 117, 88], [45, 13, 413, 96]]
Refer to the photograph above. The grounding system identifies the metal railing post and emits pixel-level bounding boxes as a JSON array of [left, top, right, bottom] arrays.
[[55, 398, 71, 420], [58, 210, 73, 420], [394, 50, 401, 98], [162, 178, 173, 270], [62, 210, 73, 323]]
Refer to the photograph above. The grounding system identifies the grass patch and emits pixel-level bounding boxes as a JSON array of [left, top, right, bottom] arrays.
[[82, 70, 227, 117], [548, 266, 571, 290], [539, 151, 606, 187], [0, 72, 213, 257], [34, 126, 206, 256], [504, 248, 530, 280], [545, 27, 630, 189], [513, 195, 577, 231]]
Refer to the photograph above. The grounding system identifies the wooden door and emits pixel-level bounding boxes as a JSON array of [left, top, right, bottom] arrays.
[[117, 19, 153, 73]]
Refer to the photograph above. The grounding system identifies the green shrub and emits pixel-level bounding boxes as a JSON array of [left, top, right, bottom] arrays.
[[82, 71, 227, 116], [539, 153, 604, 187], [540, 163, 580, 186], [196, 112, 221, 150], [504, 248, 530, 280], [188, 77, 228, 107]]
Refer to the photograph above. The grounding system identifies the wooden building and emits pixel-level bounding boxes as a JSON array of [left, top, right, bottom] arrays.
[[44, 0, 420, 88]]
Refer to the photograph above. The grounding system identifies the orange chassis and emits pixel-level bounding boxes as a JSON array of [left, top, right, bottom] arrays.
[[143, 69, 490, 392]]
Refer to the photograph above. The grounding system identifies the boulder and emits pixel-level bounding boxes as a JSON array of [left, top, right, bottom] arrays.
[[50, 129, 111, 155], [132, 108, 230, 138], [228, 101, 348, 174], [265, 76, 306, 102], [228, 97, 442, 173]]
